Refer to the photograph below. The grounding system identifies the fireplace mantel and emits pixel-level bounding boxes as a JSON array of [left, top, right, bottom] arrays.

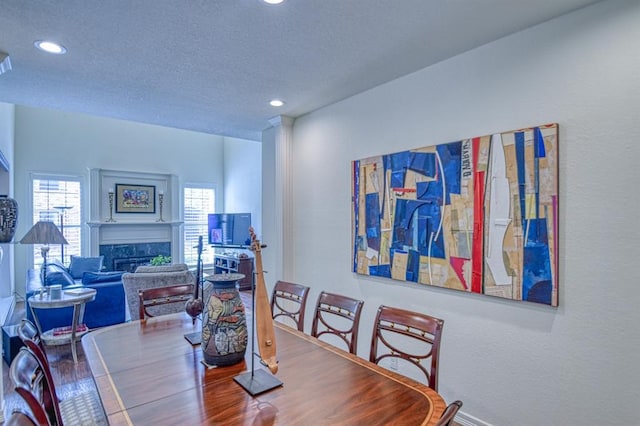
[[89, 221, 183, 227]]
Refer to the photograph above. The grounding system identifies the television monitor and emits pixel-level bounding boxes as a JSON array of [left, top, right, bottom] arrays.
[[207, 213, 252, 247]]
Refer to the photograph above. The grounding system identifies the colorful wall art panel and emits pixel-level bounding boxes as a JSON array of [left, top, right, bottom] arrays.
[[352, 123, 559, 306]]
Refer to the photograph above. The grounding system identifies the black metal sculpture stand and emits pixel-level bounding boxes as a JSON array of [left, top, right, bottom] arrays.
[[233, 274, 282, 396], [184, 240, 205, 345]]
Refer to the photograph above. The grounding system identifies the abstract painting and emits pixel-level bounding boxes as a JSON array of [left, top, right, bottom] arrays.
[[352, 123, 559, 306]]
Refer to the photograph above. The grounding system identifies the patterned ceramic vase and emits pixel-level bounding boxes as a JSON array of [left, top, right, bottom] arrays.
[[202, 273, 248, 367], [0, 195, 18, 243]]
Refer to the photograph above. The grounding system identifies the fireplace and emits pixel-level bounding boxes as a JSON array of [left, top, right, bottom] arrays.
[[113, 256, 156, 272], [100, 242, 171, 272]]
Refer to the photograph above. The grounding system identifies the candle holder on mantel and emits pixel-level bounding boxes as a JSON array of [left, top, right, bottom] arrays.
[[106, 191, 116, 222], [156, 193, 165, 222]]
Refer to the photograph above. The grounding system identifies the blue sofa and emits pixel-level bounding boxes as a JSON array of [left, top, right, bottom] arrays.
[[26, 259, 128, 332]]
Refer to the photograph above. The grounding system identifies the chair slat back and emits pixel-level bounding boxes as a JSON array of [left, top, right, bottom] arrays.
[[138, 284, 194, 320], [270, 280, 310, 331], [311, 291, 364, 354], [369, 305, 444, 391]]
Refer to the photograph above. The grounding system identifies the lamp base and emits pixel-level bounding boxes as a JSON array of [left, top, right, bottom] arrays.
[[41, 246, 50, 286]]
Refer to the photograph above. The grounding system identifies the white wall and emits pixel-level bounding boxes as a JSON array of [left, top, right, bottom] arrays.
[[281, 0, 640, 424], [13, 106, 227, 295], [223, 137, 262, 238]]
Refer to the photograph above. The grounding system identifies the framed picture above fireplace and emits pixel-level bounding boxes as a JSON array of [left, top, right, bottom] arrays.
[[115, 184, 156, 214]]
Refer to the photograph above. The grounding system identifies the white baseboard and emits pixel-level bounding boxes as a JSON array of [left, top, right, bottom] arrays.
[[455, 410, 494, 426]]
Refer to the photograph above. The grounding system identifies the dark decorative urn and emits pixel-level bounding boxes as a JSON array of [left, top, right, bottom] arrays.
[[202, 273, 248, 367], [0, 195, 18, 243]]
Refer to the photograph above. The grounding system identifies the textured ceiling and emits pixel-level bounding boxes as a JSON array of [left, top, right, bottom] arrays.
[[0, 0, 601, 141]]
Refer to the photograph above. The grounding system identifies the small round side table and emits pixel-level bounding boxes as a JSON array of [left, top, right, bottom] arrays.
[[27, 288, 97, 363]]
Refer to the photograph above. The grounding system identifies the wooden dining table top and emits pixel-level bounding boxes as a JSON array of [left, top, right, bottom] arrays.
[[82, 312, 446, 425]]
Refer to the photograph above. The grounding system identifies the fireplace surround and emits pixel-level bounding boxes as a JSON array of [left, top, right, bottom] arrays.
[[100, 242, 171, 272]]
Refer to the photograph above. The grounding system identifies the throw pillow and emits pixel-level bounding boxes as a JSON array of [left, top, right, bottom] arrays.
[[46, 259, 67, 270], [69, 256, 104, 279], [40, 261, 70, 284], [82, 271, 124, 284], [45, 268, 76, 287]]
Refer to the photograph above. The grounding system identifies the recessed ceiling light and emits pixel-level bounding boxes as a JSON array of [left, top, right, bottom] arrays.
[[269, 99, 285, 107], [34, 40, 67, 54], [263, 0, 284, 4]]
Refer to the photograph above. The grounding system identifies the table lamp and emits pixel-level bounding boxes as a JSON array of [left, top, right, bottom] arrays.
[[20, 220, 68, 286]]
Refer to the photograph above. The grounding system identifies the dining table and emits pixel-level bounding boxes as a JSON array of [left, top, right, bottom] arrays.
[[82, 312, 446, 425]]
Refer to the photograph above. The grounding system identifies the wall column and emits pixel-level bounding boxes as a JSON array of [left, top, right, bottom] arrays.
[[262, 116, 294, 284]]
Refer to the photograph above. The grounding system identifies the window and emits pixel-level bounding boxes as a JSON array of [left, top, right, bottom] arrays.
[[30, 176, 82, 266], [184, 186, 215, 266]]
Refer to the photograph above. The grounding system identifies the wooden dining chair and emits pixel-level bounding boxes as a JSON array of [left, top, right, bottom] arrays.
[[10, 346, 61, 425], [9, 348, 54, 425], [138, 284, 194, 320], [311, 291, 364, 354], [369, 305, 444, 391], [435, 400, 463, 426], [17, 319, 68, 409], [270, 280, 310, 331], [10, 344, 108, 425]]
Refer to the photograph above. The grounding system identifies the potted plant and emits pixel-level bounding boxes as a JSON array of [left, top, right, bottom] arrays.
[[150, 255, 171, 266]]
